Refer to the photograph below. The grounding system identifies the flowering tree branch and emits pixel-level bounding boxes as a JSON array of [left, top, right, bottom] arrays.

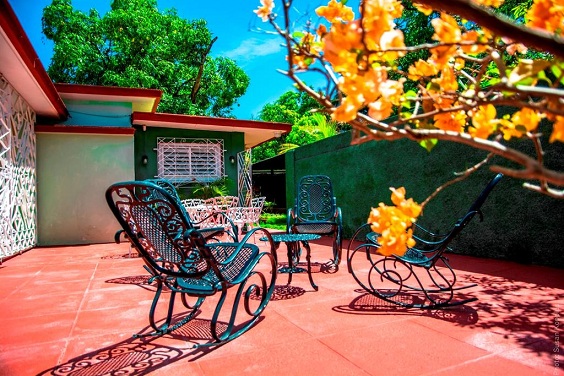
[[254, 0, 564, 255], [414, 0, 564, 60]]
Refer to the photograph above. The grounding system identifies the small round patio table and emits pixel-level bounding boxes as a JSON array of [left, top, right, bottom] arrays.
[[261, 233, 320, 291]]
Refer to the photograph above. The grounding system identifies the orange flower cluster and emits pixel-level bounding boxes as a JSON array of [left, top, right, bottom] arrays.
[[254, 0, 275, 22], [368, 187, 422, 257], [527, 0, 564, 33], [254, 0, 564, 143], [316, 0, 354, 23], [316, 0, 406, 122]]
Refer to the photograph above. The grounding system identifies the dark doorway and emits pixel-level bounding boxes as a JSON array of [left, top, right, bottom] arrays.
[[252, 154, 286, 212]]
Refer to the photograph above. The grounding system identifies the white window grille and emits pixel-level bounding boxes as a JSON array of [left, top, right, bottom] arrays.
[[156, 138, 224, 184]]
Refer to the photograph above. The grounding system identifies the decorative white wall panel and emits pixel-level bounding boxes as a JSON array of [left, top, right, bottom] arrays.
[[0, 76, 36, 260], [237, 149, 253, 206]]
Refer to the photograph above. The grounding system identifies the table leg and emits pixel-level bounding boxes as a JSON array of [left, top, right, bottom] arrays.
[[302, 240, 318, 291], [286, 241, 294, 285]]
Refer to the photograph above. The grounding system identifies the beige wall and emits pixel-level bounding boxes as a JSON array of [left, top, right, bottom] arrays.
[[36, 132, 134, 245]]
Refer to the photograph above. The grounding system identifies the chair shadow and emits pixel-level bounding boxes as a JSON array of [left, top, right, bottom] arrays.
[[248, 284, 306, 301], [106, 275, 152, 285], [105, 275, 157, 292], [333, 290, 480, 326], [37, 316, 262, 375], [101, 252, 140, 259], [278, 261, 338, 274]]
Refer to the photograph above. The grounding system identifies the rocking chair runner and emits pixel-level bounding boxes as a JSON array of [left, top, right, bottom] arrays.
[[287, 175, 343, 266], [106, 181, 277, 346], [347, 173, 503, 309]]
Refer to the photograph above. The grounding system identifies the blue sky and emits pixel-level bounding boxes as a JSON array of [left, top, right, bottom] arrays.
[[8, 0, 319, 120]]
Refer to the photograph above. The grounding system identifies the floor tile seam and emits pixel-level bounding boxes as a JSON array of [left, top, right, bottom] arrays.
[[0, 268, 43, 300], [313, 314, 415, 340], [267, 306, 321, 337], [409, 318, 489, 348], [302, 335, 373, 375], [414, 314, 558, 358], [409, 317, 543, 360], [56, 262, 100, 366], [418, 352, 539, 376], [0, 335, 86, 352], [267, 292, 361, 309], [195, 336, 370, 375], [291, 314, 414, 344]]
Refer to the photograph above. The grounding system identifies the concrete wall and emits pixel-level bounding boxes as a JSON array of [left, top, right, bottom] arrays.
[[285, 132, 564, 268], [36, 133, 134, 245]]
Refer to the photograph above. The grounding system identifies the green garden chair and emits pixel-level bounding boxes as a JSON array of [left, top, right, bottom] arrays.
[[347, 173, 503, 309], [287, 175, 343, 267], [106, 180, 277, 346]]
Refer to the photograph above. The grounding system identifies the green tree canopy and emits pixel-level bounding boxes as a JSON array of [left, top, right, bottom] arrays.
[[252, 89, 344, 162], [42, 0, 250, 117]]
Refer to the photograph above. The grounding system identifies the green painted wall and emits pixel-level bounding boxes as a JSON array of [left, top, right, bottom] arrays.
[[133, 127, 244, 197], [36, 133, 134, 245], [286, 132, 564, 267]]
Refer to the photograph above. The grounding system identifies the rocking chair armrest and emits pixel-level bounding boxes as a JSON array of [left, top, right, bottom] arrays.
[[412, 234, 450, 247], [413, 223, 449, 239], [287, 207, 296, 232], [335, 206, 342, 222], [207, 227, 275, 267]]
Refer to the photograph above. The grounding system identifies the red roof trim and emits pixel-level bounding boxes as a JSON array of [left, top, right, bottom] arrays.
[[131, 112, 292, 131], [0, 0, 68, 119], [35, 125, 135, 135], [55, 83, 162, 112]]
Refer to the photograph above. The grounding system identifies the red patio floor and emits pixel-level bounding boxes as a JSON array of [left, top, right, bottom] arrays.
[[0, 235, 562, 375]]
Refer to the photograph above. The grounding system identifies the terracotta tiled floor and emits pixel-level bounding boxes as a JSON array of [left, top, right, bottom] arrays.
[[0, 235, 562, 375]]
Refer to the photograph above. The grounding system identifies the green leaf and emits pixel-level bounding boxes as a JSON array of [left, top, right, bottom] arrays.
[[419, 138, 438, 152], [515, 125, 528, 133], [508, 59, 551, 85], [537, 70, 552, 86], [551, 64, 562, 79], [427, 82, 441, 92]]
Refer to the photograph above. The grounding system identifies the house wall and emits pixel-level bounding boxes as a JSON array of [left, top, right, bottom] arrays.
[[64, 100, 132, 127], [285, 131, 564, 268], [134, 126, 245, 197], [36, 132, 134, 245]]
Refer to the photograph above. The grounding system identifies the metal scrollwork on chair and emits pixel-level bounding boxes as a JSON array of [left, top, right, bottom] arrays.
[[347, 174, 503, 309], [106, 180, 277, 347]]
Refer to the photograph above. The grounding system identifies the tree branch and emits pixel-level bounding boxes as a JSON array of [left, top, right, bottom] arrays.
[[415, 0, 564, 59], [190, 36, 218, 104]]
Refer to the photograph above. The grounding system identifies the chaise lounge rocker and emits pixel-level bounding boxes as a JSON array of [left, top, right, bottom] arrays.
[[347, 173, 503, 309]]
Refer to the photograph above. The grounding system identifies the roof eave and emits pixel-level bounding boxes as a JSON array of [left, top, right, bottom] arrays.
[[131, 112, 291, 149]]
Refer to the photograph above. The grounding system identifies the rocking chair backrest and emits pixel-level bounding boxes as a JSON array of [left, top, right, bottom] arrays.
[[420, 173, 503, 261], [106, 181, 212, 278], [295, 175, 337, 222], [145, 178, 194, 220]]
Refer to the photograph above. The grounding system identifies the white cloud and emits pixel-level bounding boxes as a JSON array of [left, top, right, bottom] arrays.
[[223, 38, 283, 64]]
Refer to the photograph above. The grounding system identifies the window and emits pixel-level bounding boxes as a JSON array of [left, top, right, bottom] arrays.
[[156, 138, 224, 183]]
